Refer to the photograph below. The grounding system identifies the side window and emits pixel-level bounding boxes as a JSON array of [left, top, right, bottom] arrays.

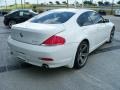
[[23, 11, 31, 16], [19, 11, 24, 16], [12, 11, 19, 16], [19, 11, 30, 17], [90, 12, 104, 24], [77, 12, 93, 26]]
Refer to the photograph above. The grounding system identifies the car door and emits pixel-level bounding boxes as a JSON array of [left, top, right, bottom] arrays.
[[11, 11, 24, 23], [18, 10, 32, 22], [12, 11, 22, 23], [77, 11, 100, 50], [89, 12, 108, 44]]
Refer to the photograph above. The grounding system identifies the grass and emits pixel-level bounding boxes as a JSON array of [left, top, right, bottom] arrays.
[[0, 4, 32, 11]]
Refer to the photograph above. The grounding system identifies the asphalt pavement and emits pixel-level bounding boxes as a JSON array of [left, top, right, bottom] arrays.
[[0, 15, 120, 90]]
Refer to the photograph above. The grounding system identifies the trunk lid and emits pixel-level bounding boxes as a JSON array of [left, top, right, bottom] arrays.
[[11, 22, 65, 45]]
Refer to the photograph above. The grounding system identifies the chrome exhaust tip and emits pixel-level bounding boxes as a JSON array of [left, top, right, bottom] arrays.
[[42, 64, 49, 69]]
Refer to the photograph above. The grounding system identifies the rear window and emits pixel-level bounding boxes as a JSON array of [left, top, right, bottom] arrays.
[[8, 10, 17, 14], [31, 12, 75, 24]]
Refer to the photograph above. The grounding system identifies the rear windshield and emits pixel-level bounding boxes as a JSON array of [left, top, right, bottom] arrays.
[[8, 10, 17, 14], [31, 12, 75, 24]]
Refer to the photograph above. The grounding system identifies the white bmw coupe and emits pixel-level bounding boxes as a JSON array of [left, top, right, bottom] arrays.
[[8, 9, 115, 69]]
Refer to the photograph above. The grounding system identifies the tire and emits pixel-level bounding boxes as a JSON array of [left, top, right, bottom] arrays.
[[73, 41, 89, 69], [8, 20, 16, 28], [108, 27, 115, 43]]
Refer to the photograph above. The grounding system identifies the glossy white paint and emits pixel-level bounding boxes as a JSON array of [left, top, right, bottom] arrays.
[[8, 8, 114, 68]]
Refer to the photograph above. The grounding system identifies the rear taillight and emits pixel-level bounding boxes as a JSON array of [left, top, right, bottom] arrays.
[[42, 35, 65, 46]]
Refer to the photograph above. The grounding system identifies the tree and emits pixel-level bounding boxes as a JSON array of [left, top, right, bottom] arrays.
[[83, 1, 92, 5], [40, 3, 44, 6], [117, 1, 120, 4], [74, 1, 79, 7], [104, 1, 110, 6], [62, 1, 67, 5], [55, 1, 60, 5], [49, 1, 53, 5], [33, 5, 37, 12], [25, 2, 30, 4], [75, 1, 79, 5], [98, 1, 103, 6]]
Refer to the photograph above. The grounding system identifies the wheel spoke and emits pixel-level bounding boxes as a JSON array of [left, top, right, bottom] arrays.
[[75, 42, 89, 68], [79, 51, 88, 65], [110, 31, 114, 40], [81, 44, 87, 52], [81, 53, 88, 57]]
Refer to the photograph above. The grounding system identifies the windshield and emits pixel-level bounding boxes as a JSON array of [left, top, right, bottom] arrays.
[[31, 12, 75, 24]]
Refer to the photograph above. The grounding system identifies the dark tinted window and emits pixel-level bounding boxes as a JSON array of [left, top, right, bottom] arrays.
[[12, 11, 19, 16], [19, 10, 30, 16], [90, 12, 104, 24], [8, 10, 18, 15], [77, 12, 93, 26], [31, 12, 75, 24]]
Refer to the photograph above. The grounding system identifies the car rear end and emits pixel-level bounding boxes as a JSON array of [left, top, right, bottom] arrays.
[[8, 9, 79, 68], [3, 10, 14, 26], [115, 9, 120, 16], [4, 14, 9, 26], [8, 22, 77, 68]]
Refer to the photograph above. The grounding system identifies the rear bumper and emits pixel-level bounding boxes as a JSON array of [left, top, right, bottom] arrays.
[[8, 36, 78, 68], [3, 17, 8, 26], [114, 13, 120, 16]]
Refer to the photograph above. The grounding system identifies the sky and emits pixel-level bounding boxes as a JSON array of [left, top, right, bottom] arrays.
[[0, 0, 120, 6]]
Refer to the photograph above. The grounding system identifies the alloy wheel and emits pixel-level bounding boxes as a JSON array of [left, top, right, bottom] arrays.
[[74, 41, 89, 69], [9, 21, 16, 28]]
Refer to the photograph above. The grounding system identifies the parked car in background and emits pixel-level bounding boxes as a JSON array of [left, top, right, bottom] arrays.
[[8, 8, 115, 69], [114, 9, 120, 16], [0, 11, 2, 16], [0, 11, 8, 16], [98, 10, 106, 16], [4, 9, 38, 28]]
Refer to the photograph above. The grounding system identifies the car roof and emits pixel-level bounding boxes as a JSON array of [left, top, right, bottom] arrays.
[[10, 9, 32, 12], [50, 8, 94, 13]]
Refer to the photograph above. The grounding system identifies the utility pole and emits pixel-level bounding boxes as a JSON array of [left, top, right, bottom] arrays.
[[37, 0, 39, 6], [24, 0, 25, 8], [67, 0, 69, 8], [15, 0, 17, 9], [111, 0, 114, 15], [21, 0, 23, 9], [5, 0, 7, 10], [74, 0, 77, 8], [82, 0, 84, 8]]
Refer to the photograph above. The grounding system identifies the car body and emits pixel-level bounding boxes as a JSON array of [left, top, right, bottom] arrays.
[[98, 10, 106, 16], [4, 9, 38, 28], [114, 9, 120, 16], [8, 8, 115, 69]]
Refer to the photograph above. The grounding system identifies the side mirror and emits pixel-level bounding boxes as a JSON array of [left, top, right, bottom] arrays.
[[103, 19, 110, 23]]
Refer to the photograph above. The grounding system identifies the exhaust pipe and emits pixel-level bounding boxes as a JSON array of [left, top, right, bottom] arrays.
[[42, 64, 49, 69]]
